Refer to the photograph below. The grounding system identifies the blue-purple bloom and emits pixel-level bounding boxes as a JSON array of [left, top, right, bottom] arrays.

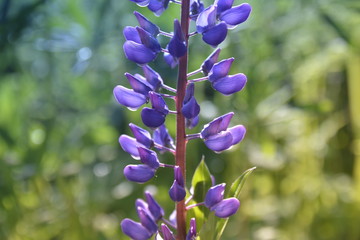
[[124, 164, 156, 183], [196, 1, 251, 46], [201, 112, 246, 152], [141, 92, 169, 128], [158, 224, 175, 240], [122, 192, 165, 239], [208, 58, 247, 95], [169, 166, 186, 202], [121, 218, 152, 240], [129, 0, 170, 16], [182, 83, 200, 128], [205, 183, 240, 218], [168, 19, 187, 59], [186, 218, 197, 240]]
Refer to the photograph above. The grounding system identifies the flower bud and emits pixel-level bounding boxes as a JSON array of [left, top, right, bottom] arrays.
[[210, 197, 240, 218], [124, 164, 155, 183], [121, 218, 152, 240], [137, 207, 158, 234], [205, 183, 226, 208], [145, 191, 165, 221]]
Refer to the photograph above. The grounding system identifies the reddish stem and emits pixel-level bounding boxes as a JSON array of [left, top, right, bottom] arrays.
[[175, 0, 190, 239]]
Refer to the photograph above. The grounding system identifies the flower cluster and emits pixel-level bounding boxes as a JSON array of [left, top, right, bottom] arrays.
[[114, 0, 253, 239]]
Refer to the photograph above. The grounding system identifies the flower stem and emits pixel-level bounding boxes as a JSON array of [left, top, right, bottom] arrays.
[[187, 68, 202, 77], [175, 0, 190, 239], [186, 202, 205, 210], [188, 76, 208, 83]]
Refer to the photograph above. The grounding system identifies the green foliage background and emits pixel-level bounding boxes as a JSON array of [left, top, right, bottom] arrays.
[[1, 0, 360, 239]]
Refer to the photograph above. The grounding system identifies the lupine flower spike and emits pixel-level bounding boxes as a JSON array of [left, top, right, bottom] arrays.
[[115, 0, 254, 239]]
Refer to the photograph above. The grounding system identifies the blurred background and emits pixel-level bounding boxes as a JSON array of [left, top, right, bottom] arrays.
[[1, 0, 360, 239]]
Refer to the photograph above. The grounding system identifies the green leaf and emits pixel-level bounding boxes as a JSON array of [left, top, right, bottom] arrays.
[[196, 167, 256, 240], [191, 157, 212, 203], [189, 157, 212, 229], [227, 166, 257, 199], [214, 167, 256, 240]]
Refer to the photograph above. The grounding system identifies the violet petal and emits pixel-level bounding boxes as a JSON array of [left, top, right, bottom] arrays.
[[149, 92, 169, 114], [141, 108, 166, 128], [125, 72, 153, 96], [113, 85, 147, 110], [148, 0, 170, 16], [124, 164, 155, 183], [200, 112, 234, 139], [204, 131, 233, 152], [169, 180, 186, 202], [228, 125, 246, 145], [212, 73, 247, 95], [142, 65, 164, 91], [129, 123, 153, 148], [182, 96, 200, 119], [153, 124, 175, 150], [119, 134, 144, 159], [161, 224, 175, 240], [137, 207, 158, 234], [134, 11, 160, 36], [211, 197, 240, 218], [123, 40, 157, 64], [196, 5, 217, 33], [138, 146, 160, 169], [145, 191, 165, 221], [121, 218, 152, 240], [201, 48, 221, 76], [216, 0, 234, 15], [208, 57, 234, 82], [164, 52, 178, 68], [219, 3, 252, 26], [168, 19, 187, 58], [186, 218, 197, 240], [137, 27, 161, 54], [123, 26, 141, 43], [202, 22, 228, 47], [205, 183, 226, 208]]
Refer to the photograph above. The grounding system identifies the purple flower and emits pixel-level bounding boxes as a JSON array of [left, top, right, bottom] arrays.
[[138, 146, 160, 169], [164, 51, 178, 68], [158, 224, 175, 240], [148, 0, 170, 16], [137, 206, 158, 234], [129, 123, 154, 148], [217, 2, 252, 28], [205, 183, 225, 208], [190, 0, 204, 20], [196, 1, 251, 46], [168, 19, 187, 59], [186, 218, 197, 240], [119, 134, 146, 159], [210, 197, 240, 218], [141, 92, 169, 128], [124, 164, 156, 183], [169, 166, 186, 202], [113, 85, 147, 110], [123, 26, 161, 64], [153, 124, 175, 152], [121, 218, 152, 240], [134, 11, 160, 36], [182, 83, 200, 127], [207, 58, 247, 95], [201, 48, 221, 75], [145, 191, 165, 221], [200, 112, 246, 152], [204, 183, 240, 218]]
